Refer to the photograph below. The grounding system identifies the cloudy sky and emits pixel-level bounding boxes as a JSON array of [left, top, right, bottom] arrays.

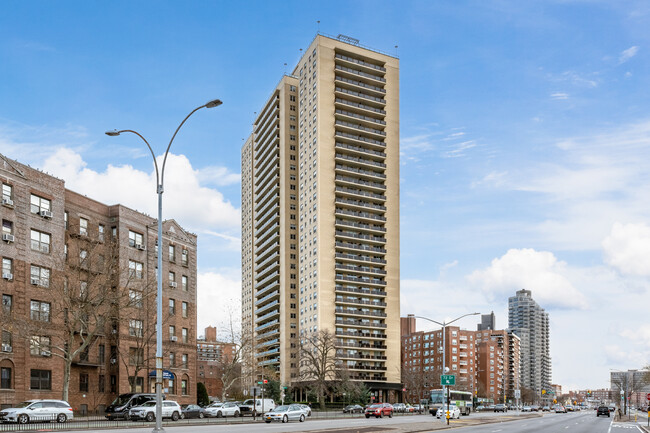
[[2, 1, 649, 391]]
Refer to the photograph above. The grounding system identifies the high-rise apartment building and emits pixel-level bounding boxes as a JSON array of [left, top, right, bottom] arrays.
[[508, 289, 551, 398], [0, 153, 198, 411], [475, 329, 520, 404], [241, 34, 400, 400]]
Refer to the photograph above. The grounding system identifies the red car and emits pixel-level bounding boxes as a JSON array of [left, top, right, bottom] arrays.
[[365, 403, 393, 418]]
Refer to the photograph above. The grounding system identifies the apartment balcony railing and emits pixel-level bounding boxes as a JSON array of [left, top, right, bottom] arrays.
[[255, 348, 279, 358], [335, 97, 386, 115], [336, 120, 386, 137], [256, 299, 279, 315], [255, 309, 280, 324], [335, 175, 386, 192], [335, 208, 386, 223], [255, 290, 280, 307], [255, 270, 279, 288], [255, 281, 279, 299], [335, 230, 386, 245], [335, 340, 387, 350], [335, 274, 386, 286], [335, 53, 387, 73], [259, 357, 280, 366], [335, 153, 386, 170], [335, 75, 386, 95], [335, 318, 387, 328], [335, 164, 386, 181], [337, 353, 388, 361], [335, 330, 387, 339], [335, 252, 387, 265], [255, 319, 279, 333], [255, 338, 280, 349], [335, 87, 386, 105], [256, 327, 280, 341], [335, 198, 386, 213], [256, 252, 280, 272], [335, 285, 387, 297], [335, 297, 387, 307], [335, 241, 386, 254], [335, 185, 386, 202], [335, 263, 386, 275], [335, 109, 386, 126], [335, 130, 385, 148], [334, 64, 386, 83], [336, 308, 387, 318]]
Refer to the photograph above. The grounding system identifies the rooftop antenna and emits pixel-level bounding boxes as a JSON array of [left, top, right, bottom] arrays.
[[317, 20, 320, 33], [395, 45, 399, 57], [284, 62, 288, 74]]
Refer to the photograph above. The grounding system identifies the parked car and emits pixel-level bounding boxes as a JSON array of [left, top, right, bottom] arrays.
[[129, 400, 182, 422], [542, 406, 550, 412], [343, 404, 364, 414], [180, 404, 207, 419], [393, 403, 406, 413], [239, 398, 276, 416], [494, 404, 507, 412], [555, 405, 567, 413], [0, 400, 74, 424], [522, 405, 532, 412], [365, 403, 393, 418], [297, 404, 311, 416], [105, 393, 159, 420], [264, 405, 306, 423], [412, 404, 424, 413], [596, 405, 610, 417], [436, 404, 461, 419], [204, 402, 223, 417], [209, 401, 241, 418]]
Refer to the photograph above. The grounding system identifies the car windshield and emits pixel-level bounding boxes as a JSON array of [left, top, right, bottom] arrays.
[[141, 401, 156, 407], [111, 394, 136, 406], [15, 402, 34, 409], [369, 404, 382, 408], [274, 405, 289, 412]]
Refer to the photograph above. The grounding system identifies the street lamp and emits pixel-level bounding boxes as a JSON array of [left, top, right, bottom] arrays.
[[408, 312, 480, 425], [106, 98, 222, 433]]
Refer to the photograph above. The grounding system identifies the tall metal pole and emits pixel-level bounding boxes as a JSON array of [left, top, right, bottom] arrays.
[[105, 99, 222, 433]]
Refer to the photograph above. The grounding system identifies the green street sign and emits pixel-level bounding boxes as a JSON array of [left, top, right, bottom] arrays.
[[257, 381, 263, 385], [441, 374, 456, 386]]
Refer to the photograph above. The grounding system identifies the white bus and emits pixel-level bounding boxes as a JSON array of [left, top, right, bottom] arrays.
[[428, 389, 473, 416]]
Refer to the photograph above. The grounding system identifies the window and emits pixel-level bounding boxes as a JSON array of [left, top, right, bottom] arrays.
[[182, 354, 188, 368], [98, 224, 105, 241], [169, 352, 175, 368], [98, 374, 105, 393], [182, 275, 188, 291], [30, 229, 51, 253], [169, 299, 176, 316], [129, 230, 144, 248], [99, 344, 105, 364], [30, 300, 50, 322], [181, 379, 188, 395], [30, 336, 51, 356], [110, 375, 117, 393], [182, 328, 188, 344], [1, 330, 12, 351], [129, 376, 144, 392], [169, 245, 176, 262], [169, 325, 176, 339], [30, 194, 51, 215], [1, 367, 11, 389], [129, 348, 144, 365], [129, 289, 143, 308], [2, 258, 12, 278], [30, 369, 51, 390], [79, 218, 88, 236], [79, 373, 89, 392], [129, 260, 143, 279], [1, 184, 13, 203], [2, 294, 12, 314], [30, 265, 50, 287], [169, 271, 176, 286], [2, 219, 12, 235], [129, 319, 143, 337], [182, 302, 188, 318], [181, 249, 188, 266]]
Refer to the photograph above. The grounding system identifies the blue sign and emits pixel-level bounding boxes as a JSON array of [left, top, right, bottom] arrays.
[[149, 370, 175, 380]]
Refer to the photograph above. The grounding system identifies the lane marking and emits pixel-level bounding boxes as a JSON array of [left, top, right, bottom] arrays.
[[608, 416, 614, 433]]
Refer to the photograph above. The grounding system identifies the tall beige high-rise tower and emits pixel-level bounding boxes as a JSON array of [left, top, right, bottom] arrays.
[[242, 34, 400, 400]]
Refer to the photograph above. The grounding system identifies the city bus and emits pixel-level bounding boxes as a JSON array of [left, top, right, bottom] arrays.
[[428, 389, 473, 416]]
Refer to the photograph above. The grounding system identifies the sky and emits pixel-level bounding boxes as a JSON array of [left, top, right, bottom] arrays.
[[1, 0, 649, 391]]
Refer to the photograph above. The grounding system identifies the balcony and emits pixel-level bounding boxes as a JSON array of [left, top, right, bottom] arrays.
[[335, 64, 386, 83], [255, 270, 279, 288], [256, 300, 279, 315], [335, 230, 385, 245], [335, 208, 386, 223], [335, 153, 386, 171], [335, 87, 386, 106], [335, 75, 386, 97], [259, 357, 280, 366], [335, 263, 386, 276], [336, 330, 387, 339], [255, 309, 280, 324], [255, 319, 279, 333], [254, 260, 279, 281], [255, 281, 279, 299], [335, 197, 386, 212], [335, 318, 387, 329], [335, 297, 387, 308], [337, 353, 387, 361], [255, 348, 279, 358], [335, 53, 386, 73], [335, 274, 386, 286], [335, 131, 385, 149], [335, 175, 386, 192], [335, 164, 386, 182], [255, 338, 280, 349], [256, 327, 280, 341], [335, 98, 386, 115], [335, 252, 387, 265], [335, 109, 386, 126], [335, 241, 386, 254], [255, 290, 279, 307], [335, 285, 387, 297], [336, 120, 386, 138], [336, 307, 387, 318]]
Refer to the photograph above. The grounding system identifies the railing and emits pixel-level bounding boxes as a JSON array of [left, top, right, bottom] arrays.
[[335, 219, 386, 233], [335, 64, 386, 83], [335, 285, 387, 297], [335, 197, 386, 211], [335, 53, 387, 72], [335, 130, 385, 147], [335, 330, 387, 339], [335, 308, 387, 318], [335, 97, 386, 115], [336, 120, 386, 137], [335, 109, 386, 125], [335, 263, 386, 275], [335, 297, 387, 307], [255, 290, 279, 306], [335, 241, 386, 253], [335, 87, 386, 104], [335, 75, 386, 94], [335, 208, 387, 222], [335, 318, 387, 328], [335, 252, 387, 264], [335, 175, 386, 191]]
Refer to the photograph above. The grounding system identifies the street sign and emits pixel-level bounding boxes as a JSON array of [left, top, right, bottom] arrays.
[[514, 389, 521, 399], [441, 374, 456, 386], [646, 393, 650, 401]]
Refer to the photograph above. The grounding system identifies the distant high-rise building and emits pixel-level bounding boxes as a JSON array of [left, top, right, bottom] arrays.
[[477, 311, 496, 331], [241, 34, 401, 401], [508, 289, 551, 399]]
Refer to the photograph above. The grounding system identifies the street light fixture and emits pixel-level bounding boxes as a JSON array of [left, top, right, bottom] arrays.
[[408, 312, 480, 425], [106, 98, 222, 433]]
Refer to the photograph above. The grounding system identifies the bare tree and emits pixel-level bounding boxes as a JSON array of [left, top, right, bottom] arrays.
[[216, 311, 249, 402], [299, 330, 339, 410]]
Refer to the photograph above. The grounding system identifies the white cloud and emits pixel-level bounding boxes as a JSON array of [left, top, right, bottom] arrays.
[[196, 165, 241, 187], [41, 148, 240, 233], [196, 271, 241, 337], [550, 92, 569, 100], [619, 46, 639, 64], [467, 248, 588, 310], [602, 222, 650, 276]]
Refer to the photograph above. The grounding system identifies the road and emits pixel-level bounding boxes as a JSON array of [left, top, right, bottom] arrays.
[[2, 410, 648, 433]]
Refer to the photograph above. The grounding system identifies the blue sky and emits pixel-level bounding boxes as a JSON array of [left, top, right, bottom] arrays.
[[2, 1, 650, 391]]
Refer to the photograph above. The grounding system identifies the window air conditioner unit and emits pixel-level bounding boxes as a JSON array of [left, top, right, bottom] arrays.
[[1, 344, 11, 353], [41, 350, 51, 356], [2, 273, 12, 280], [31, 277, 41, 285], [135, 243, 146, 251], [169, 282, 177, 288], [39, 210, 53, 218], [110, 358, 117, 364], [170, 336, 178, 342], [2, 233, 14, 243], [111, 329, 118, 334], [1, 198, 14, 207]]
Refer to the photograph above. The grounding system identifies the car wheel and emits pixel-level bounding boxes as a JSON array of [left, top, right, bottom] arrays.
[[217, 411, 222, 418], [234, 411, 240, 417], [18, 414, 29, 424], [198, 412, 204, 419], [300, 414, 305, 422], [265, 420, 271, 423], [172, 412, 179, 421], [365, 414, 370, 418], [146, 412, 155, 422], [282, 415, 288, 423], [388, 411, 393, 418], [57, 414, 67, 423]]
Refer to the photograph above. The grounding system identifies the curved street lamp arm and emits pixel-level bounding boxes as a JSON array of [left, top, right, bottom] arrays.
[[160, 104, 206, 187], [446, 312, 481, 326], [114, 129, 161, 187], [411, 315, 444, 327]]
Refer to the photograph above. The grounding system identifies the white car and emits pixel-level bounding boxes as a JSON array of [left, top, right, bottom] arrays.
[[0, 400, 74, 424], [265, 404, 307, 423], [436, 404, 461, 419], [128, 400, 182, 422], [208, 401, 241, 418]]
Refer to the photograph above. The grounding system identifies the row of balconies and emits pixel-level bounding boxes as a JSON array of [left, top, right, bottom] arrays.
[[335, 130, 385, 148], [336, 119, 386, 137], [336, 307, 387, 318], [334, 64, 386, 83], [335, 86, 386, 107], [335, 318, 387, 328], [335, 241, 386, 254], [335, 164, 386, 182], [335, 340, 387, 350], [256, 299, 279, 315], [337, 352, 387, 361], [335, 108, 386, 126], [255, 347, 279, 358], [254, 290, 279, 307], [256, 327, 280, 341], [335, 330, 387, 339], [255, 338, 280, 349], [335, 196, 386, 212], [335, 296, 387, 308], [335, 252, 387, 264], [335, 97, 386, 115], [255, 309, 280, 325], [255, 319, 279, 333], [335, 219, 386, 236], [335, 75, 386, 97], [255, 281, 279, 299], [335, 208, 386, 223], [335, 53, 387, 73], [335, 185, 386, 201], [335, 230, 386, 245], [335, 285, 387, 297], [335, 153, 386, 171], [335, 175, 386, 192], [335, 263, 386, 276]]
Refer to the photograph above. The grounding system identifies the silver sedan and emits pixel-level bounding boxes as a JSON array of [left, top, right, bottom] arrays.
[[264, 404, 307, 423]]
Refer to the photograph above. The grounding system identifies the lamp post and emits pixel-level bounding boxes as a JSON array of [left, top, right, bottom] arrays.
[[408, 312, 480, 425], [106, 98, 222, 433]]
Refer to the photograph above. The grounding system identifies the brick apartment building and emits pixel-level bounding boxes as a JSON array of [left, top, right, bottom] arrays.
[[0, 153, 198, 412], [196, 326, 238, 399], [400, 316, 520, 405]]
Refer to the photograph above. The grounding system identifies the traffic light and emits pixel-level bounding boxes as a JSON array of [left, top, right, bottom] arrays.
[[542, 390, 546, 395], [263, 379, 268, 384]]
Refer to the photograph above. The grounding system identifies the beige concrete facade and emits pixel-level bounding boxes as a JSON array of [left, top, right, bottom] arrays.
[[242, 34, 401, 396]]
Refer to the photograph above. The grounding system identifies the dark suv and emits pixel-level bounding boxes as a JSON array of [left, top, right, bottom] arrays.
[[105, 394, 159, 420], [596, 405, 610, 417]]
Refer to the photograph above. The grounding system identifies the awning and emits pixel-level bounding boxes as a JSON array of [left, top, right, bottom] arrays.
[[149, 370, 175, 380]]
